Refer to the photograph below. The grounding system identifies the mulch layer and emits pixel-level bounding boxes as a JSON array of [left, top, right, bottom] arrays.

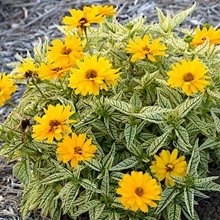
[[1, 0, 220, 219]]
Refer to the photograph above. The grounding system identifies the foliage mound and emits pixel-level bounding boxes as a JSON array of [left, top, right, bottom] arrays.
[[1, 3, 220, 220]]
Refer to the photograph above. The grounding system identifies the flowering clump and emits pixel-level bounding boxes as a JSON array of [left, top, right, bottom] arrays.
[[2, 3, 220, 220]]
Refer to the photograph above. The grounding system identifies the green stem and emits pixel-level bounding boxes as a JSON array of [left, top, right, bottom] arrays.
[[58, 78, 65, 91], [84, 28, 92, 55], [31, 79, 47, 100], [6, 100, 16, 108]]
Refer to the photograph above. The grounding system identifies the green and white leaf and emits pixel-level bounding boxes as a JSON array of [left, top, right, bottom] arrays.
[[71, 200, 100, 217], [102, 143, 115, 170], [187, 144, 200, 176], [211, 111, 220, 133], [89, 203, 106, 220], [175, 95, 203, 118], [13, 159, 31, 185], [84, 159, 102, 171], [175, 125, 192, 150], [132, 106, 171, 123], [171, 2, 196, 29], [156, 188, 179, 214], [124, 124, 137, 150], [110, 156, 138, 171], [184, 189, 194, 219], [80, 179, 101, 193], [147, 130, 171, 155], [101, 171, 110, 196], [167, 202, 181, 220]]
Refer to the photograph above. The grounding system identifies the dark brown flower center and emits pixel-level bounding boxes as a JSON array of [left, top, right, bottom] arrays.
[[21, 119, 30, 130], [135, 187, 144, 196], [62, 46, 72, 55], [74, 147, 82, 155], [142, 46, 150, 52], [166, 163, 174, 172], [51, 67, 62, 72], [183, 72, 194, 82], [25, 70, 33, 78], [79, 17, 88, 25], [49, 120, 60, 130], [85, 70, 97, 79]]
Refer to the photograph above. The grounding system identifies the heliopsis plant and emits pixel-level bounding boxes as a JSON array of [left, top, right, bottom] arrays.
[[1, 3, 220, 220]]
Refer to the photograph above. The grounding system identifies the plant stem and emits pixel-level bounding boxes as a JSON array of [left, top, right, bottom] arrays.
[[84, 28, 92, 55], [6, 100, 16, 108], [59, 78, 65, 91], [31, 79, 47, 100]]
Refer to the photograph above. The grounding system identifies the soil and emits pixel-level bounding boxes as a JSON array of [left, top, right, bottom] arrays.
[[1, 0, 220, 219]]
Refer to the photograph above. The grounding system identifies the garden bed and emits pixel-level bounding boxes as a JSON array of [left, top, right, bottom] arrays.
[[1, 0, 220, 219]]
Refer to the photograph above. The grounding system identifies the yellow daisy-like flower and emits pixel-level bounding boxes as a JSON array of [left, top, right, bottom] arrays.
[[167, 59, 210, 96], [68, 55, 120, 96], [62, 6, 103, 34], [126, 35, 167, 62], [0, 73, 17, 106], [96, 5, 116, 16], [191, 26, 220, 47], [38, 62, 69, 80], [12, 57, 37, 79], [56, 133, 97, 168], [150, 149, 187, 186], [116, 171, 161, 213], [32, 104, 75, 143], [47, 35, 84, 67]]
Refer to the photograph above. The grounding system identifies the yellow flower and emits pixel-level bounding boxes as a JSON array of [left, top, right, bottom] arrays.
[[126, 35, 167, 62], [167, 59, 210, 96], [38, 62, 69, 80], [191, 26, 220, 47], [116, 171, 161, 212], [47, 35, 84, 67], [150, 149, 187, 186], [12, 57, 37, 79], [32, 104, 75, 143], [96, 5, 116, 16], [56, 133, 96, 168], [68, 55, 120, 96], [62, 6, 103, 34], [0, 73, 17, 106]]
